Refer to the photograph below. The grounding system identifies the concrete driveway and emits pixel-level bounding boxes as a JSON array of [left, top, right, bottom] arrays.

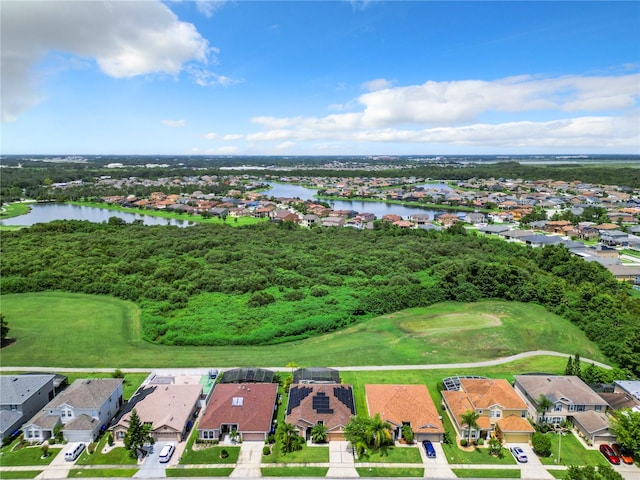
[[134, 442, 171, 478], [507, 443, 554, 480]]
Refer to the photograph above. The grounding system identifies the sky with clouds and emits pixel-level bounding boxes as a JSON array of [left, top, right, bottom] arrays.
[[1, 0, 639, 155]]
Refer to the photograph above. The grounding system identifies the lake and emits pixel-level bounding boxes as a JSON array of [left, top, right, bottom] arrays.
[[1, 182, 463, 227]]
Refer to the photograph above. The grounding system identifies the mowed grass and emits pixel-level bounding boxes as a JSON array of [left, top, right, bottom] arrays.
[[0, 292, 608, 368]]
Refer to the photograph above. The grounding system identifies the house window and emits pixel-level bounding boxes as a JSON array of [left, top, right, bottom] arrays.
[[116, 431, 124, 440], [595, 405, 602, 411], [10, 405, 18, 411], [554, 404, 562, 412], [521, 411, 527, 418], [317, 421, 324, 426]]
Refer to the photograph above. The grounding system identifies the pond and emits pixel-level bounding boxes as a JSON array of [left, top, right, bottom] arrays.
[[264, 182, 463, 220], [0, 203, 195, 227]]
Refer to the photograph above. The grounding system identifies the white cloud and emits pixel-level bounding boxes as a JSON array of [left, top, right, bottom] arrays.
[[275, 141, 296, 150], [162, 119, 186, 128], [202, 132, 219, 140], [1, 0, 211, 122], [239, 73, 639, 151], [223, 134, 243, 140], [187, 66, 241, 87], [195, 0, 227, 18], [361, 78, 395, 92]]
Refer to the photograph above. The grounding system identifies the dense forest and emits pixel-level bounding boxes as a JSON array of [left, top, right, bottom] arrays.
[[1, 221, 638, 375]]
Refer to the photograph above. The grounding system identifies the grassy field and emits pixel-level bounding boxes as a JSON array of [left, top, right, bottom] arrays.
[[261, 467, 329, 476], [538, 433, 609, 467], [356, 446, 422, 463], [68, 468, 137, 477], [0, 471, 43, 479], [452, 468, 521, 478], [0, 446, 62, 467], [355, 467, 424, 477], [166, 467, 234, 477], [0, 292, 608, 369], [0, 202, 31, 219]]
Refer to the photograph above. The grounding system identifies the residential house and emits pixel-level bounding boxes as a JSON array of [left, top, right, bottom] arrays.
[[408, 214, 430, 226], [197, 383, 278, 442], [464, 212, 486, 225], [614, 381, 640, 402], [286, 384, 356, 442], [112, 383, 202, 443], [441, 378, 533, 443], [605, 265, 640, 282], [23, 379, 123, 443], [513, 375, 610, 431], [365, 384, 444, 442], [299, 214, 320, 228], [0, 375, 57, 440]]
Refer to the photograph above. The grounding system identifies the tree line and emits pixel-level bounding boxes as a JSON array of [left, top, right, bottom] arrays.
[[1, 221, 638, 375]]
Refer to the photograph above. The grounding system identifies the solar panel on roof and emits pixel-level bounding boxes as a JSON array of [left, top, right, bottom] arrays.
[[333, 386, 355, 415]]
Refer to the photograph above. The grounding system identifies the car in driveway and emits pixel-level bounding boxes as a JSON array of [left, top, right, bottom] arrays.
[[422, 440, 436, 458], [509, 446, 528, 463], [158, 443, 175, 463], [599, 444, 620, 465], [612, 443, 633, 465]]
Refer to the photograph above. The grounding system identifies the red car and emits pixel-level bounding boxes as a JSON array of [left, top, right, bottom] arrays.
[[600, 444, 621, 465], [612, 444, 633, 465]]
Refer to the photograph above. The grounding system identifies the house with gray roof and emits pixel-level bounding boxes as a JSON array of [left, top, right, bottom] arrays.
[[22, 379, 123, 443], [0, 375, 57, 440], [514, 375, 609, 426]]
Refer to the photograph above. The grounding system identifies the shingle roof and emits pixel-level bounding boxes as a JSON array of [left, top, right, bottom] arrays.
[[49, 379, 122, 409], [572, 411, 611, 434], [114, 384, 201, 434], [515, 376, 608, 406], [0, 375, 55, 405], [495, 415, 534, 433], [460, 379, 528, 410], [286, 384, 355, 432], [199, 383, 278, 434], [365, 385, 444, 435]]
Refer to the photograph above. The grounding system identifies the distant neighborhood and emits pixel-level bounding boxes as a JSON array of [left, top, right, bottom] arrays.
[[84, 173, 640, 286]]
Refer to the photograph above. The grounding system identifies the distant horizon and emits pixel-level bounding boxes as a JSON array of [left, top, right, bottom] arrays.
[[1, 1, 638, 155]]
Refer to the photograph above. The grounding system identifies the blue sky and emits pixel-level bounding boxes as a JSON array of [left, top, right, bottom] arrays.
[[1, 0, 639, 155]]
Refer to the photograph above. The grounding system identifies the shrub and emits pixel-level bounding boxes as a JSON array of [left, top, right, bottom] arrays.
[[476, 438, 484, 446], [460, 439, 468, 447], [401, 425, 414, 444], [309, 285, 329, 297], [263, 446, 271, 455], [442, 430, 452, 445], [283, 290, 305, 301], [247, 291, 275, 308], [88, 443, 97, 454], [107, 433, 114, 446], [532, 432, 551, 457], [220, 449, 229, 459], [267, 434, 276, 444]]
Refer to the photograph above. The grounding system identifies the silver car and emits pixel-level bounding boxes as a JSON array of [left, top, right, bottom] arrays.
[[510, 446, 528, 463]]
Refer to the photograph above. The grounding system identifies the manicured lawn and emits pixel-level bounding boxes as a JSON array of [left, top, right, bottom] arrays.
[[261, 467, 329, 476], [549, 471, 566, 479], [166, 467, 234, 477], [263, 444, 329, 464], [537, 433, 609, 467], [180, 446, 240, 465], [69, 201, 267, 227], [68, 468, 137, 477], [75, 436, 136, 466], [452, 468, 521, 478], [0, 294, 608, 369], [0, 445, 62, 466], [442, 444, 516, 466], [356, 446, 422, 463], [0, 202, 31, 219], [356, 467, 424, 477], [0, 470, 43, 478]]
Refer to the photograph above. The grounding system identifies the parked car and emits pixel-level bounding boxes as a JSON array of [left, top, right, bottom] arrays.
[[158, 443, 175, 463], [422, 440, 436, 458], [599, 444, 621, 465], [612, 443, 633, 465], [509, 446, 528, 463]]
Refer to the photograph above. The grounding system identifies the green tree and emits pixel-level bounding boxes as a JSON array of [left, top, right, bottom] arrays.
[[276, 422, 303, 454], [487, 438, 502, 456], [573, 353, 582, 378], [565, 356, 574, 376], [401, 424, 414, 444], [536, 394, 553, 425], [310, 423, 328, 444], [365, 413, 392, 451], [611, 408, 640, 457], [344, 415, 370, 457], [532, 432, 551, 457], [460, 410, 480, 445], [123, 409, 152, 459], [0, 314, 9, 341]]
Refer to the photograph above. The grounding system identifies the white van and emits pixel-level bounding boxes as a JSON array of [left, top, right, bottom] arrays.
[[64, 442, 85, 461], [158, 443, 175, 463]]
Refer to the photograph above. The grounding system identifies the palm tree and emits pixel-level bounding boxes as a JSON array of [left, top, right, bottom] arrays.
[[536, 394, 553, 425], [365, 413, 392, 451], [310, 423, 328, 444], [460, 410, 480, 445], [276, 422, 300, 454]]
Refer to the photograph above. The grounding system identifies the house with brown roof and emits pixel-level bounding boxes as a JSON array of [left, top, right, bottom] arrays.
[[365, 385, 444, 442], [441, 378, 533, 443], [198, 383, 278, 442], [286, 384, 355, 442], [112, 383, 202, 443]]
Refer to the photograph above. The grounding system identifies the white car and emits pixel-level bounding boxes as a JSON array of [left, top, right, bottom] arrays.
[[158, 443, 175, 463], [510, 446, 528, 463]]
